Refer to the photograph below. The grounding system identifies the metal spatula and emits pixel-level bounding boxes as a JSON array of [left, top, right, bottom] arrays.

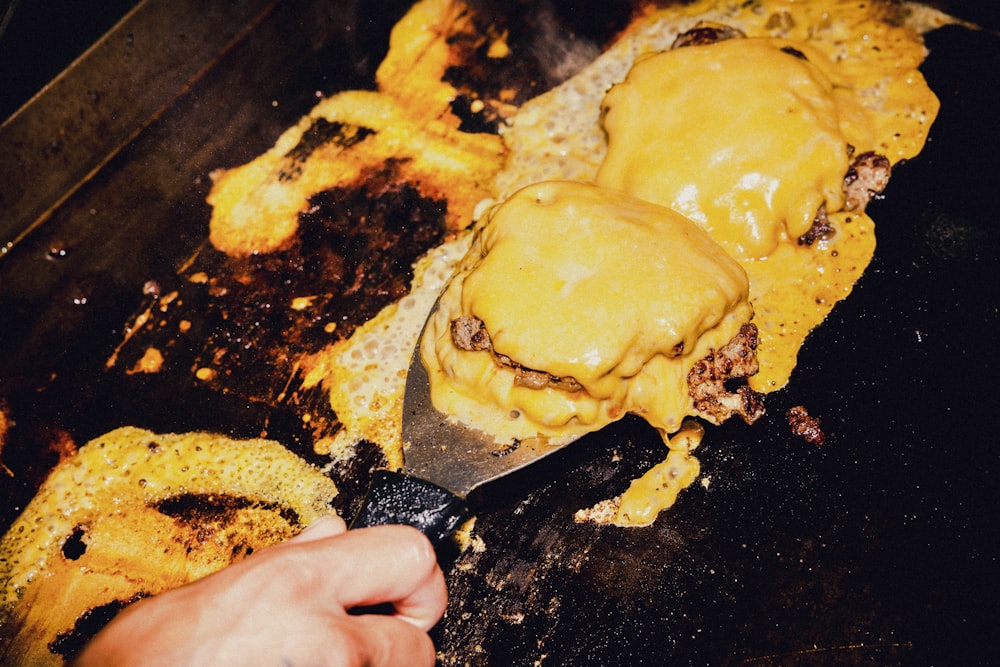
[[350, 301, 579, 544]]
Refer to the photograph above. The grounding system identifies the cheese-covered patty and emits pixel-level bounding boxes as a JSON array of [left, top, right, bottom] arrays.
[[592, 31, 940, 389], [423, 180, 752, 442], [498, 1, 943, 394], [249, 0, 950, 463], [596, 38, 867, 261], [251, 0, 952, 525]]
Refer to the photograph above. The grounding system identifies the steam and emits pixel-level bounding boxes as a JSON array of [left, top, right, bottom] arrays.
[[530, 1, 602, 86]]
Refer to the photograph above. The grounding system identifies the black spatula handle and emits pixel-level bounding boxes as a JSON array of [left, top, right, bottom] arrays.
[[350, 470, 469, 547]]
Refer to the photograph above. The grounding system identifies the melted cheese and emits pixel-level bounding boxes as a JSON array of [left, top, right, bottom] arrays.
[[593, 31, 937, 390], [596, 38, 867, 261], [614, 421, 703, 526], [423, 180, 751, 442], [574, 421, 705, 527], [261, 0, 949, 525], [208, 90, 504, 256], [0, 427, 339, 666], [498, 3, 941, 397], [497, 0, 947, 201], [746, 209, 875, 390], [424, 2, 942, 523], [374, 0, 468, 120]]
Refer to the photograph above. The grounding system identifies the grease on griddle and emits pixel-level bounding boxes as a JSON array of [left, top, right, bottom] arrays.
[[491, 439, 520, 457], [61, 526, 88, 560], [94, 155, 453, 478], [298, 160, 448, 312], [440, 11, 538, 132]]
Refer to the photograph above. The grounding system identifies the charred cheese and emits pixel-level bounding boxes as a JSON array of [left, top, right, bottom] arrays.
[[0, 428, 338, 667], [423, 180, 751, 443], [207, 90, 503, 256]]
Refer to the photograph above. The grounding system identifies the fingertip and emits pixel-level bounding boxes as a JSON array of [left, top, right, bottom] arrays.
[[323, 524, 448, 631], [395, 524, 439, 567], [384, 526, 448, 631], [291, 514, 347, 543], [351, 524, 437, 566]]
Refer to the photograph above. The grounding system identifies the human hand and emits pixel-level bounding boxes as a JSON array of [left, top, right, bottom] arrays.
[[74, 515, 447, 667]]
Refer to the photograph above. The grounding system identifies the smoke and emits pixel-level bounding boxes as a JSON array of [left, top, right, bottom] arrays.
[[529, 1, 603, 86]]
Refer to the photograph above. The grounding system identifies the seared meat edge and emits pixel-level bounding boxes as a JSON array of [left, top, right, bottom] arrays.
[[450, 315, 764, 425]]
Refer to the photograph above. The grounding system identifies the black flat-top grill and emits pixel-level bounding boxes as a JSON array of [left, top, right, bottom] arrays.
[[1, 2, 998, 664]]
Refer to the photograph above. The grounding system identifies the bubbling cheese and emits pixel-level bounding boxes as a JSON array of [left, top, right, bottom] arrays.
[[423, 180, 752, 442], [300, 236, 471, 465], [0, 428, 339, 666]]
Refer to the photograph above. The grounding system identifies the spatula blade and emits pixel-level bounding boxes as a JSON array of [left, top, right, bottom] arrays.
[[352, 299, 579, 542], [401, 304, 578, 499]]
